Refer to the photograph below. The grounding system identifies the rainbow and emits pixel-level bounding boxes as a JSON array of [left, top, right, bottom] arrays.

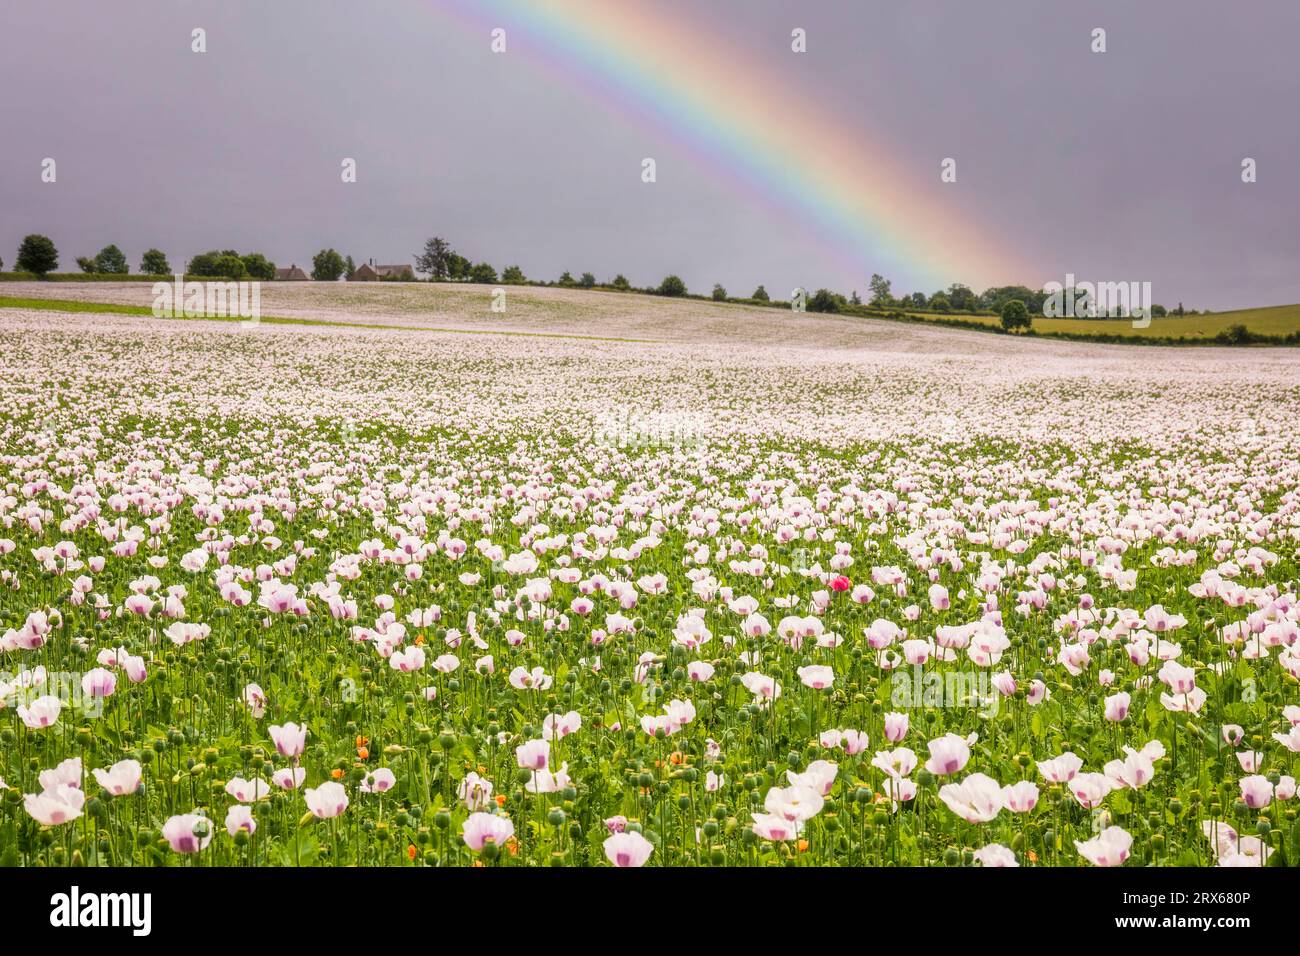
[[436, 0, 1032, 292]]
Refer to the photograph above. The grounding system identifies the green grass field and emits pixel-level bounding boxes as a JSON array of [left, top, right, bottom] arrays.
[[897, 303, 1300, 341]]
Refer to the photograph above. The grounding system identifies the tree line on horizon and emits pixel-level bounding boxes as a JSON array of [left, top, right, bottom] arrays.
[[5, 234, 1204, 322], [4, 235, 369, 283]]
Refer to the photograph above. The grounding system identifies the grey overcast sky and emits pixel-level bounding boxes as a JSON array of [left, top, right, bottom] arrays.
[[1, 0, 1297, 310]]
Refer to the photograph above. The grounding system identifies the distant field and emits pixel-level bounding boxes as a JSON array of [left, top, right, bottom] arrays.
[[899, 303, 1300, 341], [1, 281, 1297, 346]]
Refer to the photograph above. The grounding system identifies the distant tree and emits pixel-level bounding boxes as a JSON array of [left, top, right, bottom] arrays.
[[470, 261, 498, 284], [344, 255, 356, 280], [140, 248, 171, 275], [610, 274, 630, 290], [91, 244, 129, 274], [1150, 303, 1167, 317], [187, 250, 243, 276], [240, 253, 276, 281], [186, 251, 219, 276], [1174, 302, 1185, 316], [982, 284, 1046, 315], [946, 283, 976, 311], [751, 284, 769, 302], [558, 271, 577, 287], [445, 253, 470, 281], [868, 273, 892, 306], [808, 288, 845, 313], [850, 290, 861, 306], [657, 274, 687, 297], [502, 265, 526, 284], [211, 254, 248, 279], [76, 256, 98, 274], [910, 291, 927, 308], [929, 291, 952, 312], [1000, 298, 1032, 332], [16, 235, 59, 275], [312, 248, 346, 281], [712, 283, 727, 301], [1216, 323, 1251, 344], [576, 272, 595, 289], [414, 237, 454, 280]]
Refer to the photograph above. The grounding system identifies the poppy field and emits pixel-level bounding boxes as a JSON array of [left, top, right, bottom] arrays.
[[2, 303, 1299, 868]]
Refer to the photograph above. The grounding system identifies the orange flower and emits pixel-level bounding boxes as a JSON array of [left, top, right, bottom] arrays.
[[495, 793, 507, 807], [414, 634, 425, 646], [472, 860, 484, 868], [330, 768, 343, 780], [407, 844, 417, 861], [355, 735, 369, 748], [506, 836, 519, 856], [796, 839, 809, 853], [1027, 850, 1039, 863], [357, 746, 369, 760], [669, 751, 683, 765]]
